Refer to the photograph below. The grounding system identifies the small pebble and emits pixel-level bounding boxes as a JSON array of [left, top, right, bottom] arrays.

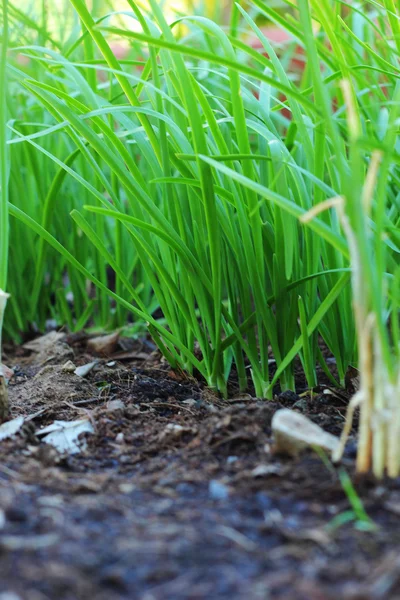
[[115, 432, 124, 444], [62, 360, 77, 373], [119, 483, 136, 494], [209, 480, 230, 501], [292, 398, 309, 411], [182, 399, 198, 408]]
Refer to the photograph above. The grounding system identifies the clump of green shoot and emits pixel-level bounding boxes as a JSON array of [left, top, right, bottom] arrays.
[[0, 0, 9, 417], [296, 0, 400, 478], [2, 0, 400, 478], [332, 90, 400, 478]]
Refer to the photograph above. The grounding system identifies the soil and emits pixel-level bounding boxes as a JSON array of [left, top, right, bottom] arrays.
[[0, 332, 399, 600]]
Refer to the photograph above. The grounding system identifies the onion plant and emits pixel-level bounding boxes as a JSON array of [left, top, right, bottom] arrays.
[[0, 0, 10, 420], [2, 0, 155, 338], [0, 0, 9, 366], [3, 0, 400, 475], [288, 0, 400, 477]]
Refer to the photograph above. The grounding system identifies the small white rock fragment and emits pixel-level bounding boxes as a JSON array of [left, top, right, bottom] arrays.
[[74, 361, 98, 378], [166, 423, 184, 433], [271, 408, 340, 457], [160, 423, 192, 440], [252, 464, 281, 477], [119, 483, 135, 494], [115, 432, 125, 444]]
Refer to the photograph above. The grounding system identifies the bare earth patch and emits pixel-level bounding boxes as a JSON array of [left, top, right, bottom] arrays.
[[0, 334, 398, 600]]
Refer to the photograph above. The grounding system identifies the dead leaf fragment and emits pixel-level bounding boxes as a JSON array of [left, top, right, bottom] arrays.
[[272, 408, 340, 457], [23, 331, 66, 353], [37, 418, 94, 454], [23, 331, 73, 365], [0, 416, 24, 441], [87, 332, 119, 356], [0, 364, 14, 383]]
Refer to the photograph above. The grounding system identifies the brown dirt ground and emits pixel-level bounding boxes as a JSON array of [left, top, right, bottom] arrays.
[[0, 333, 400, 600]]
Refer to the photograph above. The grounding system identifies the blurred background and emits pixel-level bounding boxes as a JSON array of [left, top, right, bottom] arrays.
[[35, 0, 234, 25], [26, 0, 288, 37], [16, 0, 292, 59], [43, 0, 242, 20]]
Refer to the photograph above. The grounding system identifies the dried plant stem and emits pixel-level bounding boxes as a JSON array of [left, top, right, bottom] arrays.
[[0, 288, 9, 366], [355, 314, 374, 474], [388, 371, 400, 477], [0, 289, 9, 421], [304, 173, 399, 477], [0, 374, 8, 422], [332, 391, 363, 463], [337, 171, 399, 477], [372, 330, 388, 478]]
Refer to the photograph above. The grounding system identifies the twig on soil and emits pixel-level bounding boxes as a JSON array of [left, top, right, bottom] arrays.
[[216, 525, 258, 551], [0, 533, 59, 551], [0, 463, 20, 479], [25, 407, 50, 422], [149, 401, 197, 416], [211, 432, 255, 449], [60, 399, 97, 430]]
